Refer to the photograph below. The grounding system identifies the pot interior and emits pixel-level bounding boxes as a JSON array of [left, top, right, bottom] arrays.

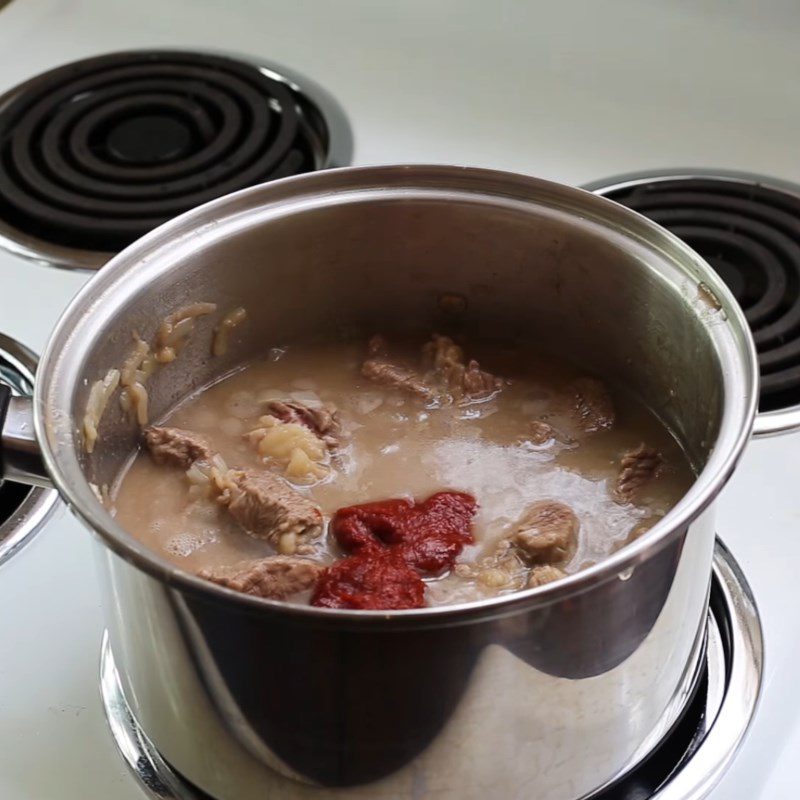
[[38, 167, 756, 586]]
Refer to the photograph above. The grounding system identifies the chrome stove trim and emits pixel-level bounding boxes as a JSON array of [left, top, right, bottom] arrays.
[[99, 539, 763, 800]]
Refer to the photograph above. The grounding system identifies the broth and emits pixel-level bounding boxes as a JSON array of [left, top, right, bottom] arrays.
[[113, 335, 694, 608]]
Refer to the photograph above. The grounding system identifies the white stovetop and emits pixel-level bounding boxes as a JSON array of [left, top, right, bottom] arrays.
[[1, 1, 799, 798]]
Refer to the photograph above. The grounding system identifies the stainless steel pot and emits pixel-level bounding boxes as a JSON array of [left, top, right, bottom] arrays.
[[0, 166, 758, 799]]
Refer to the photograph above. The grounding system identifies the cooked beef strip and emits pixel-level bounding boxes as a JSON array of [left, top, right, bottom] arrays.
[[361, 357, 434, 400], [527, 564, 567, 588], [266, 399, 340, 448], [144, 426, 214, 469], [510, 500, 579, 565], [144, 425, 323, 550], [222, 469, 323, 546], [198, 555, 323, 599], [571, 377, 615, 433], [615, 444, 663, 502]]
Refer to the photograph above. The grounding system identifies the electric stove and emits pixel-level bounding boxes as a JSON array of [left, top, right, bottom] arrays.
[[0, 1, 798, 798]]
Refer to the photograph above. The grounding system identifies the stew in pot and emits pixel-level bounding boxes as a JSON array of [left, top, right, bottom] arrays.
[[112, 333, 693, 609]]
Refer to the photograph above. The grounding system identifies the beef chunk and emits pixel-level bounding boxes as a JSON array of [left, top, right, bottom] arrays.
[[361, 357, 434, 400], [529, 420, 557, 445], [266, 399, 340, 448], [144, 426, 214, 468], [146, 426, 322, 549], [475, 558, 528, 591], [510, 500, 579, 565], [462, 359, 503, 399], [454, 528, 570, 593], [571, 378, 615, 433], [527, 564, 567, 588], [222, 469, 323, 546], [454, 538, 527, 590], [362, 333, 501, 403], [423, 334, 502, 400], [423, 334, 464, 382], [615, 445, 663, 502], [199, 556, 323, 599]]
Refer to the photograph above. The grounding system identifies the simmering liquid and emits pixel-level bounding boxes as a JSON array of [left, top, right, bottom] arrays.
[[113, 337, 694, 607]]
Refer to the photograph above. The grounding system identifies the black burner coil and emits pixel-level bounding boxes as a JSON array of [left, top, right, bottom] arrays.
[[595, 176, 800, 412], [0, 51, 327, 252]]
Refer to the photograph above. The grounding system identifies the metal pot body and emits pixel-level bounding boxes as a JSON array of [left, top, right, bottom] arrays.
[[94, 512, 714, 799], [33, 167, 757, 799]]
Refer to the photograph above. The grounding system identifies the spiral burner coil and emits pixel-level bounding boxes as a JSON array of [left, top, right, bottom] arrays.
[[591, 174, 800, 412], [0, 51, 337, 261]]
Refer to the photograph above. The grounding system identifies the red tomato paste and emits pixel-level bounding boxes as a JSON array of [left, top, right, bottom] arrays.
[[311, 491, 476, 610], [311, 549, 425, 610]]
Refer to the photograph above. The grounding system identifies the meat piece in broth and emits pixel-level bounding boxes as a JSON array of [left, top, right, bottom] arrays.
[[362, 359, 434, 398], [423, 334, 464, 379], [144, 426, 214, 469], [423, 334, 502, 401], [615, 444, 663, 503], [528, 420, 558, 446], [199, 556, 323, 600], [510, 500, 579, 566], [221, 469, 324, 550], [462, 359, 503, 399], [527, 564, 567, 588], [361, 336, 434, 401], [454, 539, 528, 591], [266, 399, 340, 449], [455, 501, 578, 593], [571, 378, 615, 433], [143, 425, 323, 553]]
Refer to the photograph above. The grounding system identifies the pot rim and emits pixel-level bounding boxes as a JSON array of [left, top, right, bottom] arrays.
[[33, 164, 759, 625]]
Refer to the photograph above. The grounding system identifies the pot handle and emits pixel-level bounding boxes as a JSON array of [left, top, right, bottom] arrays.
[[0, 383, 9, 470], [0, 390, 52, 489]]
